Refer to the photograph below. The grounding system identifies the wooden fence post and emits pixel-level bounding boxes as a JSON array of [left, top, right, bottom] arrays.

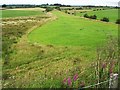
[[109, 73, 118, 88]]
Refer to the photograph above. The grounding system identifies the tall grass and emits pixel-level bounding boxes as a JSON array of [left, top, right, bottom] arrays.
[[2, 16, 49, 65], [62, 35, 118, 88], [95, 35, 118, 88]]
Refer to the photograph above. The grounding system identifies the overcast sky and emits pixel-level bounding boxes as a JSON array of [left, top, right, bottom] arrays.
[[0, 0, 120, 6]]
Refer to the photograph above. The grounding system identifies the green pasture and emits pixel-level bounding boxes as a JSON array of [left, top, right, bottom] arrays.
[[2, 10, 44, 18], [28, 10, 117, 48], [76, 9, 118, 22], [2, 10, 118, 88]]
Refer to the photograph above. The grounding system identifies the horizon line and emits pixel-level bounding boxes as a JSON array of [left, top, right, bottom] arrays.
[[0, 3, 118, 7]]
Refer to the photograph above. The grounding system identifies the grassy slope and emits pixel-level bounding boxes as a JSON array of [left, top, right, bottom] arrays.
[[3, 15, 94, 88], [3, 10, 118, 88], [2, 10, 44, 18], [28, 10, 117, 48], [76, 9, 118, 22]]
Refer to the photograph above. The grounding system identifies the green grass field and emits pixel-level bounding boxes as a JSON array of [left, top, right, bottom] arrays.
[[28, 10, 117, 48], [2, 9, 118, 88], [76, 9, 118, 22], [2, 10, 44, 18]]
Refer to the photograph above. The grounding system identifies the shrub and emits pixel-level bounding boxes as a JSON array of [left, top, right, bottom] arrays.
[[100, 17, 109, 22], [68, 12, 70, 14], [45, 7, 54, 12], [89, 15, 97, 19], [83, 13, 89, 18], [115, 19, 120, 24], [84, 14, 97, 19], [65, 10, 67, 13], [55, 6, 61, 11]]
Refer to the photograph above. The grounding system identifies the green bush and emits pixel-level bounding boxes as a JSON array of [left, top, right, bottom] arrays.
[[65, 10, 67, 13], [68, 12, 70, 14], [45, 7, 54, 12], [115, 19, 120, 24], [100, 17, 109, 22], [55, 6, 61, 11], [83, 13, 89, 18], [84, 14, 97, 19], [89, 15, 97, 19]]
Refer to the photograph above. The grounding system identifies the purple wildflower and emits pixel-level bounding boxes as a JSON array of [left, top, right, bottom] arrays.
[[67, 77, 72, 86], [73, 73, 79, 81], [63, 78, 67, 84]]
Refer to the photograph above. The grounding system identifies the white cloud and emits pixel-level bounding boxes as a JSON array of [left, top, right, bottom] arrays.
[[0, 0, 120, 6]]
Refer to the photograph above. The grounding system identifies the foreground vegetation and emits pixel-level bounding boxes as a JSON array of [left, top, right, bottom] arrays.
[[2, 9, 118, 88]]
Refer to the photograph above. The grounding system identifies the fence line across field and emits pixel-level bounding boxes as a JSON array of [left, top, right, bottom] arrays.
[[79, 73, 118, 89], [82, 79, 109, 88]]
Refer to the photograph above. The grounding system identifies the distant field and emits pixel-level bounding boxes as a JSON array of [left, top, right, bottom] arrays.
[[28, 10, 117, 47], [76, 9, 118, 22], [8, 8, 45, 11], [2, 9, 44, 18]]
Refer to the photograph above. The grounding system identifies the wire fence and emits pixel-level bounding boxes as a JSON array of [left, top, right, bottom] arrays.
[[79, 73, 118, 89], [82, 79, 109, 88]]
